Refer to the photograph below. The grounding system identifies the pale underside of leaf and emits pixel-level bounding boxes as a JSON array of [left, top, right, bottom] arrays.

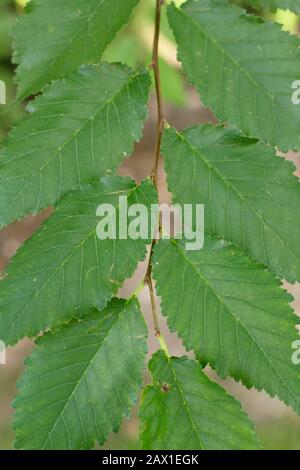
[[0, 176, 157, 346], [0, 63, 150, 229], [161, 124, 300, 282], [13, 0, 140, 98], [152, 238, 300, 415], [139, 351, 260, 450], [13, 297, 147, 450], [168, 0, 300, 151]]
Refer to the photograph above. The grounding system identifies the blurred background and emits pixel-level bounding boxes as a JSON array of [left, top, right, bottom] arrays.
[[1, 0, 300, 450]]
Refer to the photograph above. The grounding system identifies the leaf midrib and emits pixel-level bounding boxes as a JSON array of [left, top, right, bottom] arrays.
[[41, 304, 127, 449], [167, 358, 205, 450]]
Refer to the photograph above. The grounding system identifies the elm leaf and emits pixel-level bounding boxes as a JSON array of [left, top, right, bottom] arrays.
[[139, 351, 260, 450], [0, 63, 150, 229], [14, 297, 147, 450], [0, 176, 156, 345], [168, 0, 300, 151], [152, 237, 300, 415]]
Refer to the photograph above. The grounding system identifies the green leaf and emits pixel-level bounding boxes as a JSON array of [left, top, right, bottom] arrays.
[[13, 296, 147, 450], [139, 351, 260, 450], [152, 237, 300, 415], [245, 0, 300, 13], [168, 0, 300, 151], [13, 0, 140, 98], [0, 176, 157, 346], [162, 125, 300, 282], [0, 63, 150, 229]]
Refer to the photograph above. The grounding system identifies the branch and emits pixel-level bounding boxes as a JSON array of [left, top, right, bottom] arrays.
[[150, 0, 165, 187], [144, 0, 169, 355]]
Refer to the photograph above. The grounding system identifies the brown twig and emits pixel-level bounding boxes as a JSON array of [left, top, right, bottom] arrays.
[[150, 0, 165, 187], [144, 0, 168, 354]]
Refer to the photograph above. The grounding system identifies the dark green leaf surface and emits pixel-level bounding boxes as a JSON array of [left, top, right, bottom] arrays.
[[14, 297, 147, 450], [162, 125, 300, 282], [168, 0, 300, 151], [0, 63, 150, 229], [152, 237, 300, 414], [13, 0, 140, 98], [139, 351, 260, 449], [0, 177, 156, 345]]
